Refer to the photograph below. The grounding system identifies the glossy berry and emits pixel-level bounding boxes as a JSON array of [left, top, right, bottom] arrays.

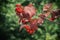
[[15, 4, 24, 16], [29, 30, 33, 34], [49, 18, 55, 21], [24, 25, 30, 30], [15, 7, 23, 13], [27, 29, 35, 34], [22, 19, 29, 24]]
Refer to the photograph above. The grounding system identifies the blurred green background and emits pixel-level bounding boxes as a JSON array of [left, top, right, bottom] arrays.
[[0, 0, 60, 40]]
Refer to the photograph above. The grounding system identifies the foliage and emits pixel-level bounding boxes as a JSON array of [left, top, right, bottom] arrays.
[[0, 0, 60, 40]]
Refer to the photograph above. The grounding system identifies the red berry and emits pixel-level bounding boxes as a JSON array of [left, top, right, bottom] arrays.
[[22, 19, 29, 24], [29, 29, 35, 34], [15, 7, 23, 13], [24, 25, 30, 30], [26, 29, 30, 32], [49, 18, 55, 21], [29, 30, 33, 34]]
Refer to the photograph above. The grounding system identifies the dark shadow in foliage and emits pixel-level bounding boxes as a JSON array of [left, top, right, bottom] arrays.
[[0, 0, 17, 40], [0, 0, 9, 40], [56, 18, 60, 40], [48, 0, 60, 8], [21, 0, 43, 9], [34, 0, 42, 9], [37, 25, 45, 40], [48, 0, 56, 3], [38, 25, 45, 30], [13, 26, 37, 40], [21, 1, 30, 6], [54, 0, 60, 40], [55, 0, 60, 9]]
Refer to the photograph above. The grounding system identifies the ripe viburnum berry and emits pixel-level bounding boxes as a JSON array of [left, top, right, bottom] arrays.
[[24, 25, 34, 34], [24, 25, 30, 30], [22, 19, 29, 24], [49, 18, 55, 21], [28, 29, 35, 34], [25, 28, 35, 34], [15, 4, 24, 16], [24, 24, 36, 34]]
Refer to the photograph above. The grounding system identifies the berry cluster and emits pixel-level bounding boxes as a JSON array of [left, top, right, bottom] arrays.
[[15, 3, 60, 34]]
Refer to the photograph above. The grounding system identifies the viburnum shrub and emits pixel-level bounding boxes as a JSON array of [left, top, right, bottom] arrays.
[[15, 3, 60, 35]]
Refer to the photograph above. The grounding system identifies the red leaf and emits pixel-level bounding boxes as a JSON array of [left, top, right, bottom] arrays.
[[49, 9, 60, 21], [43, 3, 52, 12], [23, 4, 36, 19], [30, 19, 38, 28]]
